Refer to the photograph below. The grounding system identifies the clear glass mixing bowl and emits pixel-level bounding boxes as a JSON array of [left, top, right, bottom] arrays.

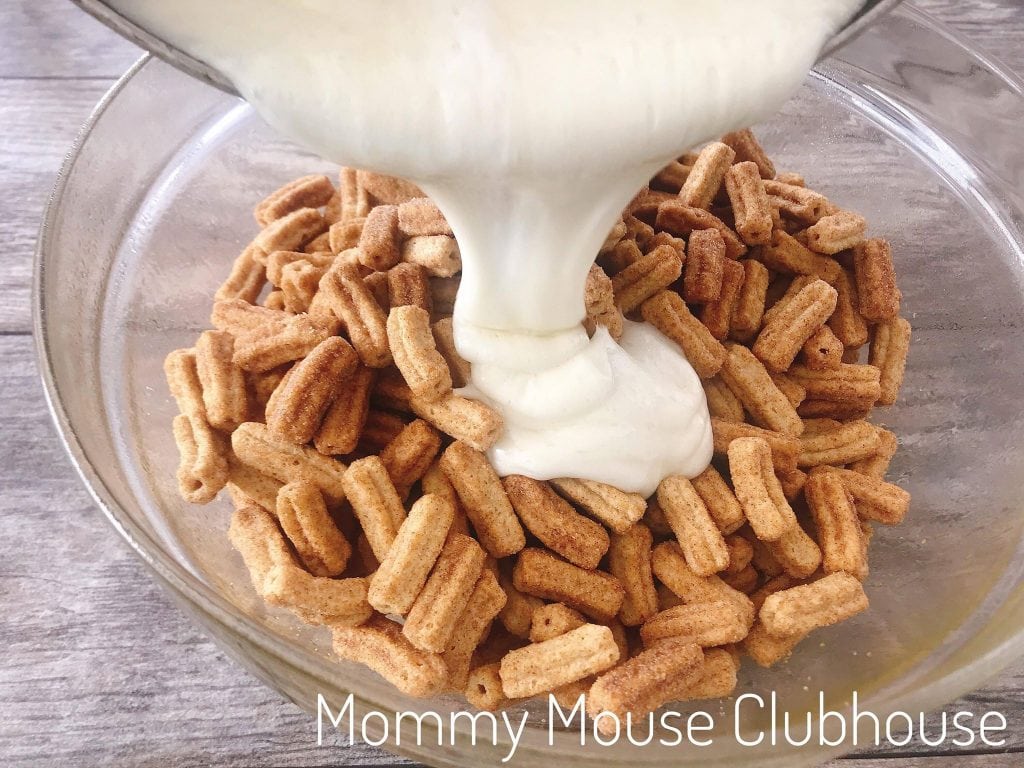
[[34, 5, 1024, 766]]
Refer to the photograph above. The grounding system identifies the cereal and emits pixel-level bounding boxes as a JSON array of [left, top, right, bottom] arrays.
[[498, 568, 544, 639], [760, 572, 869, 637], [725, 161, 773, 245], [319, 262, 392, 367], [387, 262, 433, 312], [720, 343, 803, 435], [432, 316, 472, 387], [869, 316, 911, 406], [608, 523, 660, 627], [763, 179, 828, 224], [824, 466, 910, 525], [503, 475, 610, 569], [253, 208, 327, 258], [356, 169, 424, 205], [443, 569, 507, 690], [655, 201, 747, 259], [731, 259, 770, 341], [379, 418, 441, 494], [387, 305, 452, 401], [254, 174, 335, 227], [211, 297, 287, 336], [357, 204, 402, 270], [227, 502, 297, 591], [683, 228, 726, 303], [512, 548, 625, 623], [403, 532, 487, 652], [691, 466, 746, 534], [328, 219, 365, 254], [314, 365, 375, 455], [770, 372, 807, 410], [802, 210, 866, 254], [333, 615, 448, 697], [801, 325, 843, 370], [341, 455, 406, 560], [367, 493, 455, 615], [761, 230, 841, 283], [788, 362, 881, 405], [651, 542, 754, 624], [853, 238, 901, 322], [233, 313, 333, 372], [797, 419, 880, 468], [848, 426, 899, 479], [263, 564, 372, 626], [611, 244, 683, 314], [711, 417, 800, 473], [216, 244, 266, 304], [703, 376, 745, 423], [266, 336, 359, 444], [276, 481, 351, 577], [700, 259, 746, 340], [640, 290, 727, 377], [679, 141, 735, 209], [397, 197, 451, 237], [529, 603, 587, 643], [549, 477, 647, 534], [721, 129, 775, 179], [402, 235, 462, 278], [752, 278, 838, 373], [231, 422, 347, 504], [657, 475, 729, 576], [440, 442, 526, 558], [727, 436, 798, 542], [583, 264, 624, 340], [172, 414, 228, 504], [805, 469, 867, 576], [670, 647, 739, 701], [499, 623, 620, 698], [828, 269, 870, 348], [465, 662, 513, 711], [640, 601, 750, 647], [724, 534, 755, 575], [411, 392, 503, 451]]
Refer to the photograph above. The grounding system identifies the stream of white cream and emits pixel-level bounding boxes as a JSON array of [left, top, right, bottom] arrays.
[[114, 0, 860, 494]]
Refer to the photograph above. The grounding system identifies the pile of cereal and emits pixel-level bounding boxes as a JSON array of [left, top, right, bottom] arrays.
[[164, 129, 911, 724]]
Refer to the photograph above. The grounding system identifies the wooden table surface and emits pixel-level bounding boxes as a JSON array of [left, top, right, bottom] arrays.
[[2, 1, 1023, 766]]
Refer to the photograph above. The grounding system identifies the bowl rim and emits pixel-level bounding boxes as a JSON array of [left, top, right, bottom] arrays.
[[32, 5, 1024, 764]]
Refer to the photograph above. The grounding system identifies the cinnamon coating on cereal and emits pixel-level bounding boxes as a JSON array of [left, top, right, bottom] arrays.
[[640, 290, 727, 378]]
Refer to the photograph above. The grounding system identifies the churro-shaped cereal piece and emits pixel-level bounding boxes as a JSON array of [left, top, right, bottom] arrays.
[[328, 220, 365, 255], [227, 502, 296, 591], [265, 249, 334, 286], [765, 514, 822, 577], [216, 244, 266, 304], [254, 174, 334, 226], [234, 314, 334, 373], [653, 161, 691, 192], [805, 469, 867, 576], [503, 475, 610, 569], [742, 575, 807, 667], [826, 467, 910, 525], [778, 468, 809, 501], [761, 230, 841, 283], [357, 204, 401, 270], [700, 259, 745, 341], [848, 426, 899, 479], [387, 262, 432, 312], [656, 201, 747, 259], [371, 366, 413, 413], [671, 648, 739, 701], [691, 466, 746, 534], [770, 372, 807, 409], [172, 414, 228, 504], [411, 392, 503, 452], [763, 179, 828, 223], [583, 264, 624, 340], [431, 316, 471, 387], [760, 572, 868, 637], [723, 565, 758, 593], [657, 476, 729, 576], [512, 548, 624, 623], [443, 568, 507, 690], [683, 228, 725, 303], [263, 565, 372, 627], [731, 259, 770, 341], [211, 297, 288, 336], [232, 422, 347, 504], [164, 347, 207, 420], [266, 337, 359, 444], [498, 568, 544, 639], [341, 455, 407, 560], [798, 398, 874, 421], [357, 169, 424, 205], [587, 638, 702, 730], [602, 238, 642, 276], [530, 603, 587, 643], [440, 442, 525, 558], [803, 210, 866, 255], [725, 161, 773, 245], [465, 663, 514, 711], [401, 235, 462, 278], [380, 418, 441, 493], [403, 533, 486, 652], [279, 259, 327, 313], [499, 623, 620, 698], [853, 238, 901, 322], [549, 478, 646, 534], [367, 493, 455, 615], [797, 419, 880, 468], [387, 305, 452, 401], [721, 129, 774, 178], [727, 437, 798, 542], [711, 418, 799, 473], [608, 523, 659, 626], [420, 461, 465, 526], [640, 291, 727, 378], [720, 343, 802, 435], [263, 289, 286, 310], [828, 269, 870, 348], [253, 208, 327, 258], [870, 316, 911, 406], [650, 542, 754, 623], [313, 365, 374, 456], [761, 275, 814, 326], [752, 279, 838, 373], [276, 481, 351, 577], [397, 198, 452, 237], [358, 409, 407, 453], [703, 377, 745, 423], [640, 601, 750, 647], [611, 244, 683, 314], [679, 141, 735, 209], [788, 362, 881, 405], [332, 615, 448, 697], [319, 263, 392, 368], [801, 325, 844, 370], [227, 455, 283, 512], [724, 534, 755, 574]]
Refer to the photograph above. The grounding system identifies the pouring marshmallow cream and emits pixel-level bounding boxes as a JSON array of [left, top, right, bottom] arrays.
[[116, 0, 861, 495]]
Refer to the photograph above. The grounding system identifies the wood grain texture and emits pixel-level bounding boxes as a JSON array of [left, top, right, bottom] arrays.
[[2, 1, 1024, 767]]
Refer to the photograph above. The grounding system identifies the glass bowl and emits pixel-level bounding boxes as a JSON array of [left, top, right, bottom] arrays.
[[34, 5, 1024, 766]]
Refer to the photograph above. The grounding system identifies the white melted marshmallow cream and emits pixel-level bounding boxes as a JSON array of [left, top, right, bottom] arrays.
[[116, 0, 861, 495]]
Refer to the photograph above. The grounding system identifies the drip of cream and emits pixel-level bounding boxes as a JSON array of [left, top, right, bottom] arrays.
[[113, 0, 861, 494]]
